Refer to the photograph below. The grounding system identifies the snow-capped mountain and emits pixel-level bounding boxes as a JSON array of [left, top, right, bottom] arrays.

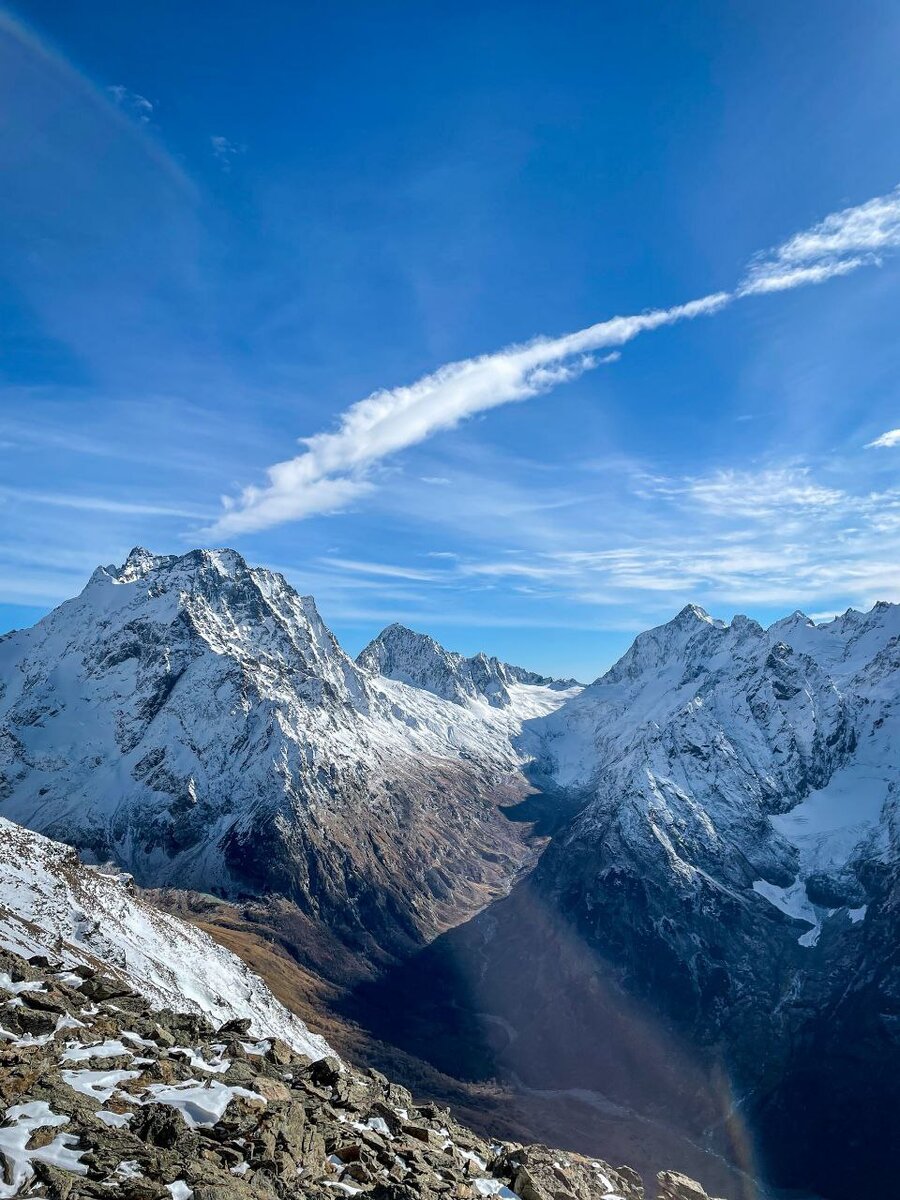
[[535, 600, 898, 947], [357, 623, 575, 708], [0, 548, 575, 960]]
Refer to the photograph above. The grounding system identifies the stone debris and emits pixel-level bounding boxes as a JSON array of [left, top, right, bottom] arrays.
[[0, 948, 726, 1200]]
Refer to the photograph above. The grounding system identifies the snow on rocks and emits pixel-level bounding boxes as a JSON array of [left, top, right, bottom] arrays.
[[0, 941, 718, 1200], [60, 1069, 141, 1103], [142, 1081, 265, 1128], [0, 817, 331, 1060], [0, 1100, 86, 1197]]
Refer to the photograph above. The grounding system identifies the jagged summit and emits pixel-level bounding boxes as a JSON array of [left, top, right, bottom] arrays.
[[357, 621, 574, 708], [108, 545, 253, 584]]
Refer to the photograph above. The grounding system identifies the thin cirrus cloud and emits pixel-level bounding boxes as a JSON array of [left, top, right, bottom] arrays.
[[0, 486, 210, 520], [210, 135, 243, 170], [207, 184, 900, 537], [866, 429, 900, 449]]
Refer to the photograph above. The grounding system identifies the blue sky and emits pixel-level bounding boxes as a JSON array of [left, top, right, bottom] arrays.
[[2, 1, 900, 680]]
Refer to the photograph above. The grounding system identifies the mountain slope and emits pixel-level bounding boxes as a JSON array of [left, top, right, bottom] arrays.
[[0, 549, 575, 964], [0, 816, 330, 1060]]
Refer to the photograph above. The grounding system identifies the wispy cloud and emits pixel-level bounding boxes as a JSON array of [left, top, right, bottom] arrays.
[[739, 186, 900, 295], [0, 487, 209, 520], [107, 84, 154, 124], [866, 428, 900, 449], [208, 295, 727, 534], [369, 450, 900, 621], [656, 467, 845, 517], [207, 183, 900, 536], [319, 557, 443, 582], [210, 134, 243, 170]]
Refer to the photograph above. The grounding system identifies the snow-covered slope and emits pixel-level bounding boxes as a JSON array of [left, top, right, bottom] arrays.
[[535, 600, 898, 944], [0, 548, 575, 956], [0, 817, 330, 1058]]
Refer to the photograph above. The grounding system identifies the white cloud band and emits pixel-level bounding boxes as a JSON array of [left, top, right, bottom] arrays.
[[209, 184, 900, 536]]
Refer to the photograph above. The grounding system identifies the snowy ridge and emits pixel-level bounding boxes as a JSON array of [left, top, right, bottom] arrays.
[[0, 817, 330, 1059]]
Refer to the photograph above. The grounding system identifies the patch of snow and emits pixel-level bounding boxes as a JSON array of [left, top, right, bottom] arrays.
[[0, 972, 43, 996], [472, 1179, 520, 1200], [240, 1038, 272, 1056], [459, 1149, 488, 1171], [116, 1160, 143, 1178], [0, 1100, 87, 1197], [771, 763, 889, 875], [752, 878, 819, 926], [62, 1038, 134, 1062], [143, 1080, 265, 1128], [61, 1068, 140, 1102], [752, 878, 837, 948]]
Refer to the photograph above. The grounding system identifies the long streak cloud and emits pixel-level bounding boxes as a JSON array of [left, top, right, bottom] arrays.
[[210, 185, 900, 536]]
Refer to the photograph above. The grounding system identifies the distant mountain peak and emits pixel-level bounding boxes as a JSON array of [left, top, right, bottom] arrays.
[[357, 622, 569, 708]]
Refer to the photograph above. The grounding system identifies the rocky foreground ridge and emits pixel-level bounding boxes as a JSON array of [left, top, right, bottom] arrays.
[[0, 944, 725, 1200]]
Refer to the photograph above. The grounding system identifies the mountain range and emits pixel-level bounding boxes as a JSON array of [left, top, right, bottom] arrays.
[[1, 547, 897, 1200]]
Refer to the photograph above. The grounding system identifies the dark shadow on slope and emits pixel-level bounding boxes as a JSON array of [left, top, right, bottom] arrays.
[[341, 861, 764, 1200], [498, 785, 588, 837]]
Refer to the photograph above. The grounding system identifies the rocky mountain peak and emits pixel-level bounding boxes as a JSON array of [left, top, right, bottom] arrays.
[[81, 546, 369, 710], [357, 623, 559, 708]]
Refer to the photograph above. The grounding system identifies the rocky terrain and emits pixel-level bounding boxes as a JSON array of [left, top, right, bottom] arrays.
[[0, 827, 727, 1200]]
